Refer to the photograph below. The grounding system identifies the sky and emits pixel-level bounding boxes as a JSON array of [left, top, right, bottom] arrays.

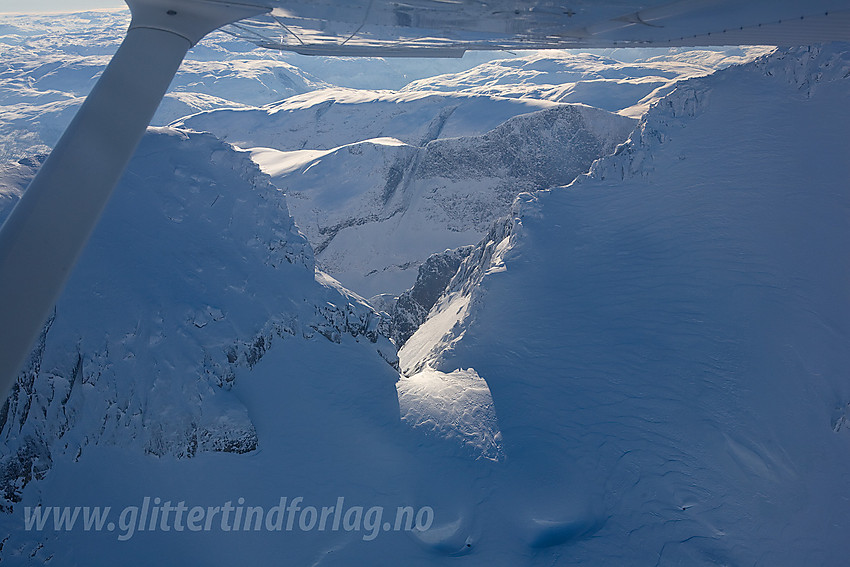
[[0, 0, 123, 13]]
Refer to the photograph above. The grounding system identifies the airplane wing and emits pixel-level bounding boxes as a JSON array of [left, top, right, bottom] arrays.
[[222, 0, 850, 56]]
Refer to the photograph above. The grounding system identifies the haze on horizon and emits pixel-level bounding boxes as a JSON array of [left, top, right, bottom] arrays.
[[0, 0, 123, 14]]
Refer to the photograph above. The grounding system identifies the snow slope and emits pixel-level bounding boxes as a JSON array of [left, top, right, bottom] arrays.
[[401, 44, 850, 565]]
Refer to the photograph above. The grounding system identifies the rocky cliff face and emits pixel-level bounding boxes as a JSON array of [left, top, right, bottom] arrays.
[[379, 246, 474, 347]]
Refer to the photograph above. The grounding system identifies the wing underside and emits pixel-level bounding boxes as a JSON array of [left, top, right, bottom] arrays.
[[219, 0, 850, 56]]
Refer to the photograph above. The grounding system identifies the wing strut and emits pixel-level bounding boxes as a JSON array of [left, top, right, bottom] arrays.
[[0, 0, 266, 396]]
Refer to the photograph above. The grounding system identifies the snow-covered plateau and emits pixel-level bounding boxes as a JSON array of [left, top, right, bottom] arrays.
[[1, 9, 849, 566]]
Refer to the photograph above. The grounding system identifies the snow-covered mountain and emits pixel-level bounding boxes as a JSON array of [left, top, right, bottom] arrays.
[[0, 127, 398, 509], [194, 95, 634, 296], [167, 47, 768, 297], [400, 47, 774, 117], [401, 44, 850, 564]]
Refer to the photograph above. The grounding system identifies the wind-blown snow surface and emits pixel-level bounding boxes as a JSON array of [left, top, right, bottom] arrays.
[[402, 44, 850, 564]]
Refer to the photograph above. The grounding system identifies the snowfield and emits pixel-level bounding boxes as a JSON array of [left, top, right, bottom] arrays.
[[1, 9, 849, 566], [401, 44, 850, 565]]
